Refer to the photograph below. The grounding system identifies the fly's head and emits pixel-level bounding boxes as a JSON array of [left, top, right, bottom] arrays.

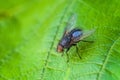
[[57, 44, 64, 53]]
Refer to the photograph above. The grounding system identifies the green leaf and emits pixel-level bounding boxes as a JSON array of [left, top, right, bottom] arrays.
[[0, 0, 120, 80]]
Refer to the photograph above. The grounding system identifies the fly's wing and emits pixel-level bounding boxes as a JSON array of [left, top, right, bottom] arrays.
[[80, 29, 96, 40], [60, 13, 77, 39], [64, 13, 77, 35]]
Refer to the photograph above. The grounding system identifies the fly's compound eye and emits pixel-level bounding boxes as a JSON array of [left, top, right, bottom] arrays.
[[57, 45, 64, 53]]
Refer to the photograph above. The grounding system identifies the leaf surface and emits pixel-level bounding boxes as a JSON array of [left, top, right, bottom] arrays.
[[0, 0, 120, 80]]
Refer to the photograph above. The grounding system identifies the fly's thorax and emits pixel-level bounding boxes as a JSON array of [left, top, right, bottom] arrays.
[[59, 35, 71, 48]]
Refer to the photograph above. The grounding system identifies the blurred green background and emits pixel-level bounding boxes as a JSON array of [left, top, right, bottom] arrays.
[[0, 0, 120, 80]]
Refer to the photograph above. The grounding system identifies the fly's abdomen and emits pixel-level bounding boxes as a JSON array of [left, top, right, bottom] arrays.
[[71, 29, 83, 42]]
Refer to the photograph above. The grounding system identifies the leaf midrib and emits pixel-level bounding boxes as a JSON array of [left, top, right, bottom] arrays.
[[40, 1, 72, 80]]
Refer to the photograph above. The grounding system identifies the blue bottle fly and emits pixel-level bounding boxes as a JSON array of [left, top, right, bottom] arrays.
[[57, 14, 95, 62]]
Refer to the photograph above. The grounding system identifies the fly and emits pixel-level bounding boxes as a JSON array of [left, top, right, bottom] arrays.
[[57, 14, 95, 62]]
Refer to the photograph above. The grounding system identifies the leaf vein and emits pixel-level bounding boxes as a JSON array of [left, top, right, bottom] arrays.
[[40, 1, 72, 80], [96, 36, 120, 80]]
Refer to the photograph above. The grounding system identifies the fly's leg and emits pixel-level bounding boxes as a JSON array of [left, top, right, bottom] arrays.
[[81, 40, 94, 43], [72, 44, 82, 59], [61, 47, 70, 56], [66, 47, 70, 53], [66, 48, 70, 62], [66, 52, 69, 62], [76, 44, 82, 59]]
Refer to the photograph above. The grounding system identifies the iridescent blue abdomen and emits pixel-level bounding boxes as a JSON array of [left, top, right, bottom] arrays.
[[70, 28, 83, 42]]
